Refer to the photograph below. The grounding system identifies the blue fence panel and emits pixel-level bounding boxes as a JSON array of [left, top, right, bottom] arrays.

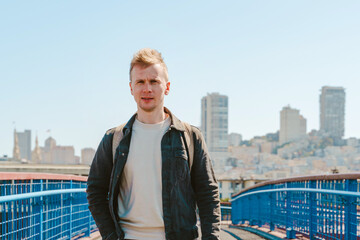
[[231, 175, 360, 240], [0, 177, 97, 240], [220, 205, 232, 221]]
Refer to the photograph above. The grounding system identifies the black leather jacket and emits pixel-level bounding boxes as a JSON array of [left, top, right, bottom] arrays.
[[87, 108, 220, 240]]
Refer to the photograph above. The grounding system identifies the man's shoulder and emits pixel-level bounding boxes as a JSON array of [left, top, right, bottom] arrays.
[[105, 120, 129, 136], [105, 127, 116, 136], [180, 121, 203, 139], [182, 122, 200, 133]]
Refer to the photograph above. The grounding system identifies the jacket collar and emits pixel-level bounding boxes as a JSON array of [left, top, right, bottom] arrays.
[[122, 107, 185, 134]]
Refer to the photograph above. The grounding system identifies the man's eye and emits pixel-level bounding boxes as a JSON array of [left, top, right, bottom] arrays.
[[137, 81, 144, 84], [151, 80, 158, 84]]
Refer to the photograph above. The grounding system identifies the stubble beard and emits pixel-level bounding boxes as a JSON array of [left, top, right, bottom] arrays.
[[138, 98, 164, 113]]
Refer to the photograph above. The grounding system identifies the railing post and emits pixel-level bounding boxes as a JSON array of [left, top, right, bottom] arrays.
[[9, 180, 14, 238], [285, 182, 295, 239], [249, 195, 255, 225], [69, 180, 73, 240], [344, 179, 356, 240], [239, 196, 244, 224], [40, 179, 43, 240], [309, 180, 317, 240], [86, 209, 91, 237], [61, 183, 63, 239], [269, 185, 275, 231], [86, 183, 91, 237], [257, 194, 261, 227], [241, 196, 245, 224]]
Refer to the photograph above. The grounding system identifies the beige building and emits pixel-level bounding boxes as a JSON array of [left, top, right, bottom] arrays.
[[52, 146, 75, 164], [228, 133, 242, 147], [81, 148, 96, 165], [229, 145, 259, 164], [217, 168, 266, 200], [347, 137, 358, 147], [40, 137, 76, 164], [279, 106, 307, 144], [41, 137, 56, 164]]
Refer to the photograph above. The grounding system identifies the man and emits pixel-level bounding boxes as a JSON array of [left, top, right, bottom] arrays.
[[87, 48, 220, 240]]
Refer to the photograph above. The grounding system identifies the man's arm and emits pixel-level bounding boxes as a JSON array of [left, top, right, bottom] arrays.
[[87, 130, 118, 240], [190, 127, 221, 240]]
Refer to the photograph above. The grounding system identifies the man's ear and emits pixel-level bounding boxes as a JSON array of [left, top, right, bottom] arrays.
[[129, 81, 133, 96], [165, 81, 170, 95]]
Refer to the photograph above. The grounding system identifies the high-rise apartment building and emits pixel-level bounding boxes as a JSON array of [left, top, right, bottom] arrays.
[[16, 129, 32, 160], [201, 93, 228, 152], [279, 106, 307, 144], [320, 86, 345, 138]]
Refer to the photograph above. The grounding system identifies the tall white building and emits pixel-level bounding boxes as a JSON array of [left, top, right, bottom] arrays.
[[201, 93, 229, 152], [201, 93, 229, 173], [16, 129, 32, 160], [279, 106, 307, 144], [320, 86, 345, 138]]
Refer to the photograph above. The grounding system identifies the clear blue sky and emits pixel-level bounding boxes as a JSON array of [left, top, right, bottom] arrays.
[[1, 1, 360, 156]]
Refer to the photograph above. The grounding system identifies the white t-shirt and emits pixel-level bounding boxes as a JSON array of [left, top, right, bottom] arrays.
[[117, 117, 171, 240]]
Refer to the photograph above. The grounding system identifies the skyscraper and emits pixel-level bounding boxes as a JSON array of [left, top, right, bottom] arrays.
[[201, 92, 228, 152], [279, 106, 307, 144], [16, 129, 32, 160], [320, 86, 345, 138]]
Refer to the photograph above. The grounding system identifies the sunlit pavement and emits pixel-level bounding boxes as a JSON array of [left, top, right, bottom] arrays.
[[78, 226, 267, 240], [221, 225, 268, 240], [78, 223, 272, 240]]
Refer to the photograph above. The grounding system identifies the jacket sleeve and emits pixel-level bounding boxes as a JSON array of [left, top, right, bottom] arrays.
[[87, 130, 118, 240], [190, 127, 221, 240]]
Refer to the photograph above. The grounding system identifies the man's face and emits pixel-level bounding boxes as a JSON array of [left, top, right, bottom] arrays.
[[129, 64, 170, 113]]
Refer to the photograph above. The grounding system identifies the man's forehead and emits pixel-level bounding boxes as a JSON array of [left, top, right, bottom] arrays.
[[132, 64, 164, 78]]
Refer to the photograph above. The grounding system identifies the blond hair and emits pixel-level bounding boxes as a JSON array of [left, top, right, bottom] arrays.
[[129, 48, 169, 81]]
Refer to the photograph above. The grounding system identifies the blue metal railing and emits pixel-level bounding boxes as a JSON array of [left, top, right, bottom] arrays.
[[220, 203, 232, 222], [0, 174, 96, 240], [231, 173, 360, 240]]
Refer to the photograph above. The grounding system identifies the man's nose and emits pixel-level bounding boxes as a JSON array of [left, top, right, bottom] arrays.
[[143, 82, 152, 92]]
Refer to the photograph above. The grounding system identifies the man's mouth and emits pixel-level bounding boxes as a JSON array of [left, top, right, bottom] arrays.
[[141, 97, 153, 102]]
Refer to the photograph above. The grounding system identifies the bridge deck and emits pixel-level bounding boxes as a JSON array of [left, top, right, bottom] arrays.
[[221, 226, 267, 240], [79, 226, 269, 240]]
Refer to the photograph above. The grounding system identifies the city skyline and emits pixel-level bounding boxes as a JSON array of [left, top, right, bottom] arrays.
[[5, 85, 352, 159], [1, 1, 360, 156]]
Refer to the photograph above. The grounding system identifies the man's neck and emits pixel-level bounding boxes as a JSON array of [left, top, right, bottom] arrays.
[[136, 107, 168, 124]]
